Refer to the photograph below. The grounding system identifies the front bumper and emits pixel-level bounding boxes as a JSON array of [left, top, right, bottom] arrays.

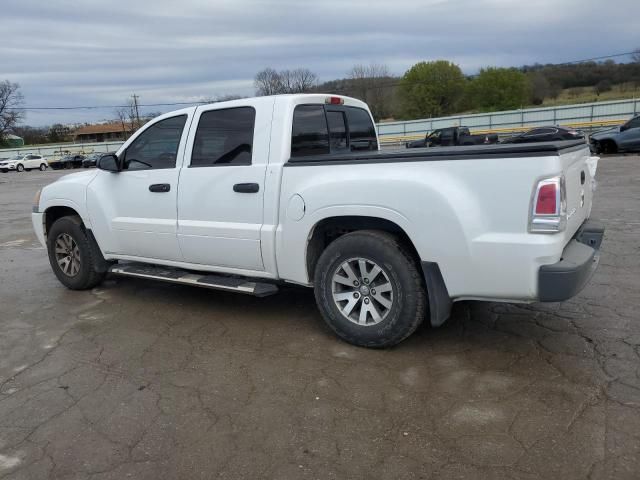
[[32, 212, 47, 248], [0, 164, 16, 170], [538, 220, 604, 302]]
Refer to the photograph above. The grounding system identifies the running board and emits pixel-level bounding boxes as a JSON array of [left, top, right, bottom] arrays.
[[109, 262, 279, 297]]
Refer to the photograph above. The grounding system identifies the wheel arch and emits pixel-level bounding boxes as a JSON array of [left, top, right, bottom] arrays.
[[44, 206, 83, 237], [305, 215, 421, 283]]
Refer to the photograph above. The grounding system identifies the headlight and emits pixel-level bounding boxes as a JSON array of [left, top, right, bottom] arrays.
[[33, 189, 41, 213]]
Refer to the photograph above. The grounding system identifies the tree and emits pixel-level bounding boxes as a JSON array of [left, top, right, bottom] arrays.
[[280, 68, 318, 93], [0, 80, 24, 144], [114, 97, 140, 139], [398, 61, 466, 119], [595, 79, 612, 95], [48, 124, 71, 143], [255, 67, 318, 95], [348, 64, 393, 120], [467, 67, 531, 111], [632, 48, 640, 63], [254, 68, 284, 96]]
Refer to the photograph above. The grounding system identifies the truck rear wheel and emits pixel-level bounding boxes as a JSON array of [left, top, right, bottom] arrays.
[[313, 230, 426, 348], [47, 216, 107, 290]]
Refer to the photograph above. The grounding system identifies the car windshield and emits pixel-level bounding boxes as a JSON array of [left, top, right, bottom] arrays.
[[9, 155, 22, 160]]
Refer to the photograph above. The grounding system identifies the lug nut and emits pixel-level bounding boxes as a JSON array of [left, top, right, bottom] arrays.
[[354, 280, 360, 287], [364, 278, 369, 284], [364, 298, 370, 304], [354, 292, 360, 299], [371, 289, 376, 295]]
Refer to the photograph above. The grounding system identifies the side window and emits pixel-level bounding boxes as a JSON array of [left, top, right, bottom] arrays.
[[345, 107, 377, 151], [626, 117, 640, 129], [123, 115, 187, 170], [191, 107, 255, 167], [291, 105, 329, 157], [326, 111, 348, 151]]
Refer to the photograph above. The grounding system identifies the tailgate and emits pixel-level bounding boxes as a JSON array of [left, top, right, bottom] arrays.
[[559, 145, 597, 239]]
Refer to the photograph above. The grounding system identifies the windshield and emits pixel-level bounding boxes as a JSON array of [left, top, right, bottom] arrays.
[[9, 155, 22, 160]]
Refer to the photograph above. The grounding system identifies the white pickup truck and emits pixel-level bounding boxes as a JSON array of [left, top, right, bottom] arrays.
[[33, 94, 604, 347]]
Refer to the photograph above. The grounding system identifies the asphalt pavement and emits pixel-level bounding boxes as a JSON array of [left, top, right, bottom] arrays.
[[0, 157, 639, 479]]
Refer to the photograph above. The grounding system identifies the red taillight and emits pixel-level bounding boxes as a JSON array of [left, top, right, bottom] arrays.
[[536, 183, 557, 214], [529, 176, 566, 233], [326, 96, 344, 105]]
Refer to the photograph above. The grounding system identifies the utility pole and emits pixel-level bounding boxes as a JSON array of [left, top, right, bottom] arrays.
[[132, 94, 141, 128]]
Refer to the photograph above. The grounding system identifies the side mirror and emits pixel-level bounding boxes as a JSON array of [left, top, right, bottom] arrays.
[[619, 124, 628, 132], [97, 154, 120, 172]]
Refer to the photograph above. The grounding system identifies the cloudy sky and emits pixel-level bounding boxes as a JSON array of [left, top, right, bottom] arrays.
[[3, 0, 639, 125]]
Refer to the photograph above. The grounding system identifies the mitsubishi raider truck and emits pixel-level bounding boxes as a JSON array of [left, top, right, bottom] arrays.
[[32, 94, 604, 348]]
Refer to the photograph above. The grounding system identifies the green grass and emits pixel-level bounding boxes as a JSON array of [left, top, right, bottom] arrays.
[[541, 83, 640, 107]]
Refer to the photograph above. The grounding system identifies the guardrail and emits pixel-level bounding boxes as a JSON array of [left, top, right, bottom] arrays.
[[0, 141, 124, 159]]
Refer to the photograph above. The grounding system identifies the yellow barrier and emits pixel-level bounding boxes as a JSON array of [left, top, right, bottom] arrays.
[[379, 118, 626, 144]]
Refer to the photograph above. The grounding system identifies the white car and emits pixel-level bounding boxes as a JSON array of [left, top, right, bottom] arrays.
[[0, 154, 49, 172], [32, 94, 604, 348]]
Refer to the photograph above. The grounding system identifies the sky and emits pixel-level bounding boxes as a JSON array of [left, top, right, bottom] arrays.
[[2, 0, 639, 126]]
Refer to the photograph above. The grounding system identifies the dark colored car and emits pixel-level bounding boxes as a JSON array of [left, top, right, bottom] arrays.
[[590, 115, 640, 154], [406, 126, 498, 148], [49, 154, 85, 170], [82, 152, 109, 168], [501, 126, 584, 144]]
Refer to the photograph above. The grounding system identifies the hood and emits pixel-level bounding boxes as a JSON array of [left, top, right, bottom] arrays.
[[48, 169, 99, 188], [590, 126, 620, 139]]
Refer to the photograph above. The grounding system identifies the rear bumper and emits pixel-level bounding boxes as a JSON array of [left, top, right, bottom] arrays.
[[538, 220, 604, 302]]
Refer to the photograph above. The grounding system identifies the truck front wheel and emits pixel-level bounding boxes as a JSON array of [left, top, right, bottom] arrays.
[[314, 230, 426, 348], [47, 216, 107, 290]]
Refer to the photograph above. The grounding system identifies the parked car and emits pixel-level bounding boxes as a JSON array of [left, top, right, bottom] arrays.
[[0, 154, 49, 172], [406, 126, 498, 148], [49, 154, 85, 170], [33, 94, 603, 348], [501, 126, 584, 144], [82, 152, 109, 168], [589, 115, 640, 154]]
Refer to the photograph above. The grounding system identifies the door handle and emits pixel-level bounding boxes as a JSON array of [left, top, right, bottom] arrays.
[[149, 183, 170, 193], [233, 183, 260, 193]]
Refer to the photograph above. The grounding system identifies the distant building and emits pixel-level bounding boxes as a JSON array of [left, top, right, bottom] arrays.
[[3, 134, 24, 147], [74, 123, 128, 143]]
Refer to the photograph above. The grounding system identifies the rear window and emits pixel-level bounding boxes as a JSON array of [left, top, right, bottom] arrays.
[[291, 105, 330, 157], [327, 111, 348, 151], [345, 107, 377, 151], [291, 104, 377, 158]]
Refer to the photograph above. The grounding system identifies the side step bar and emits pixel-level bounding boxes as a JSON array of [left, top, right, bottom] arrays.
[[109, 262, 279, 297]]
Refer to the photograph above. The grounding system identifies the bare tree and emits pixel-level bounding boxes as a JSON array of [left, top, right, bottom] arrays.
[[0, 80, 25, 143], [348, 64, 393, 120], [280, 68, 318, 93], [255, 68, 318, 95], [114, 98, 140, 139], [254, 68, 284, 96]]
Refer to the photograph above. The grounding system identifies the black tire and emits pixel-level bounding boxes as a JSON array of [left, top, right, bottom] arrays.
[[601, 140, 618, 155], [39, 164, 47, 171], [16, 164, 24, 172], [47, 216, 106, 290], [313, 230, 427, 348]]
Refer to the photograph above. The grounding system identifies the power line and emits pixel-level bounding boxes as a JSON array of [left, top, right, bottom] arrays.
[[13, 51, 638, 111]]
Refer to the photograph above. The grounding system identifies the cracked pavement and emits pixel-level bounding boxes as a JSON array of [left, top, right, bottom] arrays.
[[0, 156, 639, 479]]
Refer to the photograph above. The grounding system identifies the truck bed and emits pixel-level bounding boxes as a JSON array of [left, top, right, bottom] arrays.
[[286, 140, 587, 165]]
